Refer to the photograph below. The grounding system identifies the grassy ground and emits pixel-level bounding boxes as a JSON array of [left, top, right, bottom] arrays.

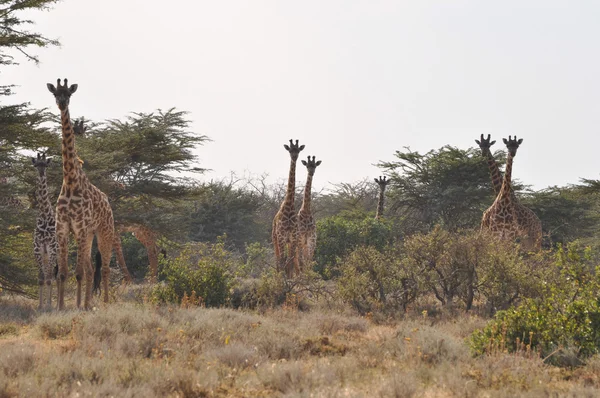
[[1, 287, 599, 398]]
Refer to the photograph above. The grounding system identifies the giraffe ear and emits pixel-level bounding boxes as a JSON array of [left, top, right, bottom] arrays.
[[502, 138, 508, 145], [301, 160, 307, 166], [517, 139, 523, 145], [299, 145, 305, 151], [475, 139, 481, 145], [315, 160, 321, 166], [46, 157, 52, 165], [47, 83, 56, 94], [284, 144, 290, 151], [490, 140, 496, 145], [69, 84, 78, 94], [31, 157, 36, 165]]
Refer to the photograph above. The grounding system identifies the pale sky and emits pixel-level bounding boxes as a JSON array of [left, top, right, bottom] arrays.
[[5, 1, 600, 191]]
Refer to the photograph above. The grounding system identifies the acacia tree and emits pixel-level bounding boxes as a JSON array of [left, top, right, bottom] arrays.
[[377, 146, 511, 232], [1, 0, 61, 295]]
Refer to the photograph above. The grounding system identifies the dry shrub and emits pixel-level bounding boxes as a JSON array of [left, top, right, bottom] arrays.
[[0, 299, 36, 324], [0, 323, 18, 337], [378, 373, 418, 398], [35, 312, 78, 339], [205, 343, 261, 369], [258, 361, 331, 394], [393, 321, 469, 365], [310, 313, 368, 335], [0, 344, 36, 378]]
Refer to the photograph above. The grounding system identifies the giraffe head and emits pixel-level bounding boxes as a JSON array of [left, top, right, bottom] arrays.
[[475, 134, 496, 157], [503, 135, 523, 157], [301, 156, 321, 176], [284, 139, 305, 161], [46, 78, 78, 111], [374, 176, 390, 190], [31, 152, 52, 176], [73, 118, 88, 136]]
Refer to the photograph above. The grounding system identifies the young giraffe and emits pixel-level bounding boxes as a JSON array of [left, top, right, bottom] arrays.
[[31, 153, 59, 309], [115, 223, 159, 282], [297, 156, 322, 272], [481, 136, 542, 251], [477, 134, 542, 251], [272, 139, 304, 278], [47, 78, 115, 310], [374, 176, 390, 219]]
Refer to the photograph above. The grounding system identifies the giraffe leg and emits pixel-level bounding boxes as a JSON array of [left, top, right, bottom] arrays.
[[273, 226, 286, 273], [34, 247, 44, 309], [97, 231, 113, 304], [113, 234, 133, 283], [146, 243, 159, 283], [75, 230, 94, 310], [55, 225, 69, 311], [38, 272, 44, 310]]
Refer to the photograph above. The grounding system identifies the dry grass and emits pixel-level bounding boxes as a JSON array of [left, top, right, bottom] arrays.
[[0, 293, 598, 398]]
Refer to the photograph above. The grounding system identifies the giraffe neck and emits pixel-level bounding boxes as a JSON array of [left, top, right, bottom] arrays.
[[300, 172, 314, 212], [375, 187, 386, 219], [484, 151, 503, 195], [498, 152, 514, 199], [282, 157, 298, 210], [36, 170, 54, 218], [59, 107, 80, 183]]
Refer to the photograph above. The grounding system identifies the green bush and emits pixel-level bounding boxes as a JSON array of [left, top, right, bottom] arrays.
[[337, 245, 416, 314], [150, 239, 236, 307], [315, 215, 393, 279], [402, 227, 544, 312], [470, 242, 600, 365]]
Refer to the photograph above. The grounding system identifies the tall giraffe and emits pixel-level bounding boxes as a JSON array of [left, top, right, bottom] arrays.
[[71, 119, 134, 284], [297, 156, 321, 272], [47, 78, 116, 309], [481, 136, 542, 251], [374, 176, 390, 219], [272, 139, 304, 278], [31, 153, 59, 309], [477, 134, 542, 250], [475, 134, 502, 195]]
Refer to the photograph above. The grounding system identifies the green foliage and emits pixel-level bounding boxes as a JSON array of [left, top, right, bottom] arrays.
[[0, 0, 60, 98], [239, 242, 272, 278], [188, 180, 267, 250], [402, 227, 542, 311], [314, 215, 394, 278], [337, 245, 416, 315], [75, 108, 209, 239], [150, 239, 236, 307], [471, 242, 600, 365], [377, 146, 503, 231], [523, 186, 598, 245]]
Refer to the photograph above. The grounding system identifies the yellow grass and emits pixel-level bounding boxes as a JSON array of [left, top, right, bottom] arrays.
[[0, 290, 599, 398]]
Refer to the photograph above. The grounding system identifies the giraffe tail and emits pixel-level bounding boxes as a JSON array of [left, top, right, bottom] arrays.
[[93, 251, 102, 295]]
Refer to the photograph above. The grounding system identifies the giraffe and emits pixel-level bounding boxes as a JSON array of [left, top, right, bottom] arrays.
[[31, 153, 59, 309], [272, 139, 304, 278], [475, 134, 503, 195], [115, 223, 159, 282], [374, 176, 390, 219], [477, 134, 542, 250], [297, 156, 321, 272], [481, 136, 542, 251], [71, 119, 134, 284], [47, 78, 116, 310]]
